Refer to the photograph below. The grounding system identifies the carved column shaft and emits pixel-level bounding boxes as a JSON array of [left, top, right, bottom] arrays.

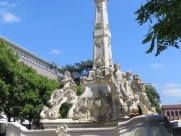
[[93, 0, 113, 68]]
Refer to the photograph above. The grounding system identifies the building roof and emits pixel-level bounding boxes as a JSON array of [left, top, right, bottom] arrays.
[[162, 104, 181, 109], [0, 36, 63, 80], [0, 36, 53, 66]]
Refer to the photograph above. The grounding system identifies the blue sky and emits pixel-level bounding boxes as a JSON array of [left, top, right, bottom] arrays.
[[1, 0, 181, 105]]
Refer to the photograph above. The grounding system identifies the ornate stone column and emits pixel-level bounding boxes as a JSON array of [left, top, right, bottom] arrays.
[[93, 0, 113, 68]]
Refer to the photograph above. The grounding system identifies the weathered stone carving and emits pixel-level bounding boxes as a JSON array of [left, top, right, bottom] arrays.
[[96, 4, 102, 13], [131, 74, 157, 115], [108, 37, 111, 47], [94, 56, 105, 68], [48, 89, 64, 106], [126, 70, 132, 82], [80, 71, 95, 84], [95, 23, 102, 30], [61, 71, 76, 89], [72, 97, 92, 121], [40, 106, 49, 120], [40, 89, 65, 120], [40, 71, 76, 120], [92, 90, 113, 121], [65, 89, 76, 102], [109, 55, 112, 66], [71, 90, 113, 122], [94, 36, 103, 48], [56, 124, 69, 136], [113, 64, 131, 100], [46, 89, 64, 119], [41, 66, 157, 122]]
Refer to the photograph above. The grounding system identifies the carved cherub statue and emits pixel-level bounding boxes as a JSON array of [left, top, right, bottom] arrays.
[[133, 74, 142, 83], [40, 106, 49, 120], [61, 71, 76, 89], [113, 64, 130, 99], [113, 63, 126, 82], [126, 70, 132, 82]]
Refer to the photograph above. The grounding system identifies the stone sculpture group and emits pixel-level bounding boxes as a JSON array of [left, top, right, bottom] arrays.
[[40, 63, 156, 122]]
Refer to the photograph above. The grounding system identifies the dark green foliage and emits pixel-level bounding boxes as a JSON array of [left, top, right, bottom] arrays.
[[62, 60, 93, 85], [59, 103, 72, 118], [0, 39, 60, 123], [76, 86, 83, 96], [145, 86, 162, 114], [135, 0, 181, 56], [58, 86, 83, 118]]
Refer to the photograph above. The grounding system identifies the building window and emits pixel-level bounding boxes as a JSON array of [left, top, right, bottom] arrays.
[[179, 111, 181, 116], [20, 54, 23, 58], [171, 111, 174, 116], [20, 53, 23, 58], [167, 111, 170, 116], [176, 111, 178, 116]]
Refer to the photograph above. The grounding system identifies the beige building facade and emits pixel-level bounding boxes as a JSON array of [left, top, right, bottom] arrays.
[[0, 36, 63, 81], [162, 104, 181, 121]]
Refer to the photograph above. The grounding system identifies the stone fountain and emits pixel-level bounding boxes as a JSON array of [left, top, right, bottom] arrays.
[[39, 0, 158, 133], [40, 0, 156, 123], [6, 0, 173, 136]]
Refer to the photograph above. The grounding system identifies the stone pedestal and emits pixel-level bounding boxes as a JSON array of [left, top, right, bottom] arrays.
[[6, 115, 174, 136], [41, 117, 129, 130]]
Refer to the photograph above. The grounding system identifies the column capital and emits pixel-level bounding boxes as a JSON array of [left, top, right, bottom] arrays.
[[94, 0, 108, 4]]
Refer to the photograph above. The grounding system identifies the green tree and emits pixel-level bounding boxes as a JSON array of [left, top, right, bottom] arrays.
[[0, 40, 60, 126], [62, 60, 92, 84], [0, 40, 20, 121], [145, 86, 161, 114], [18, 66, 59, 128], [135, 0, 181, 56]]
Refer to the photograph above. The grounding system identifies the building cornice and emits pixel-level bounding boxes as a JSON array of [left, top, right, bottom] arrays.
[[0, 36, 61, 68]]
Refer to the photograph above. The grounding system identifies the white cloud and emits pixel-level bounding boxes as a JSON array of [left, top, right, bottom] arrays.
[[161, 83, 181, 97], [0, 11, 20, 23], [49, 49, 61, 54], [151, 63, 165, 68], [0, 1, 19, 23], [0, 1, 16, 7], [164, 83, 181, 89], [162, 89, 181, 97]]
